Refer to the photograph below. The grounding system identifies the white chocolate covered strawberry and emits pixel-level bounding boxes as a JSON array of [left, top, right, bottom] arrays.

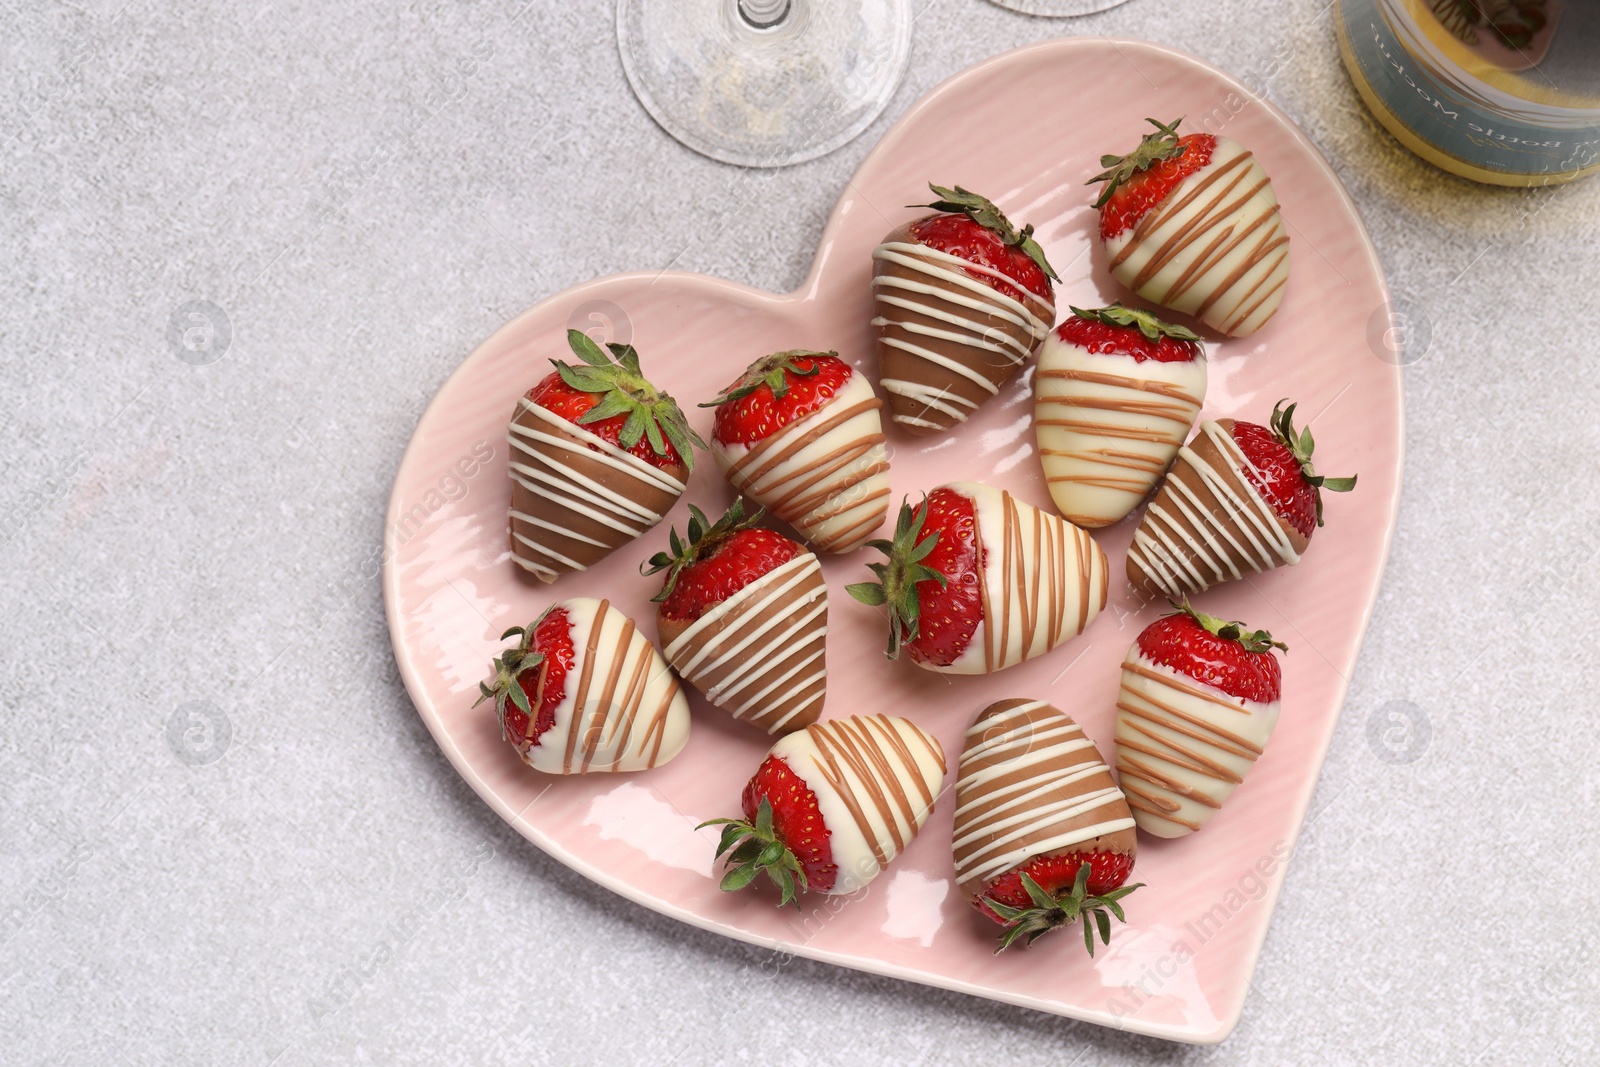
[[1034, 304, 1206, 529], [702, 714, 946, 902], [1091, 118, 1290, 337], [706, 351, 890, 554], [1116, 604, 1285, 837], [848, 483, 1108, 675], [476, 597, 690, 774]]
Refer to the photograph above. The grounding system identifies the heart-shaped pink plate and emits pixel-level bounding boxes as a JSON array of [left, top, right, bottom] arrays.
[[384, 37, 1402, 1044]]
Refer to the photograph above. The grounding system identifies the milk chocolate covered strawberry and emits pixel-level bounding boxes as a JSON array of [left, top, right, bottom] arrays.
[[646, 500, 828, 735], [1126, 400, 1356, 600], [507, 330, 703, 581], [954, 699, 1141, 953], [871, 185, 1057, 435]]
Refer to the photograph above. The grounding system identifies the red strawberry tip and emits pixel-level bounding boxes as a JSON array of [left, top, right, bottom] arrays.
[[473, 607, 559, 741], [641, 497, 768, 604], [1165, 598, 1286, 655], [553, 328, 706, 471], [912, 183, 1058, 281], [1267, 399, 1359, 527], [698, 796, 809, 908], [844, 494, 949, 660], [982, 865, 1144, 955], [699, 349, 834, 409], [1069, 302, 1201, 344], [1087, 116, 1190, 209]]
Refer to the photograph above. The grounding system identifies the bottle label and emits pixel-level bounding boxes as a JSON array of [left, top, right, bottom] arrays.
[[1339, 0, 1600, 178]]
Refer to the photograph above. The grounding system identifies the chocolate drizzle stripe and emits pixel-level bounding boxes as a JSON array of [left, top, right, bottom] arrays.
[[1115, 651, 1281, 834], [579, 614, 634, 772], [507, 402, 685, 580], [1117, 752, 1223, 808], [1133, 168, 1264, 293], [604, 644, 654, 751], [1122, 661, 1257, 720], [512, 401, 685, 495], [563, 599, 609, 773], [662, 555, 827, 733], [1106, 142, 1289, 337], [871, 238, 1053, 434], [966, 486, 1105, 672], [872, 244, 1052, 333], [1116, 696, 1258, 761], [1120, 781, 1204, 830]]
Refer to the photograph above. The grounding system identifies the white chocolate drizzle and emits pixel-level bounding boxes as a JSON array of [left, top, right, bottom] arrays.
[[1126, 420, 1300, 599], [871, 240, 1053, 432], [507, 399, 685, 581], [662, 553, 828, 735], [952, 700, 1135, 898]]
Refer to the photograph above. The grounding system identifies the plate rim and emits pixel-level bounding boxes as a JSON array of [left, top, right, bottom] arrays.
[[383, 35, 1404, 1046]]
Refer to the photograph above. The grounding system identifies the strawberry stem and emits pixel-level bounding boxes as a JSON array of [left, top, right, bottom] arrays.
[[556, 329, 706, 470], [1268, 399, 1358, 527], [982, 865, 1144, 955], [845, 495, 947, 659], [912, 183, 1058, 282], [1069, 302, 1200, 343], [699, 349, 833, 408], [1087, 116, 1188, 209], [1166, 598, 1286, 654], [698, 797, 809, 908], [641, 498, 765, 602]]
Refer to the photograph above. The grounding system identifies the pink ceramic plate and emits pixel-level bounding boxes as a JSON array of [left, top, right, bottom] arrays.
[[384, 38, 1402, 1044]]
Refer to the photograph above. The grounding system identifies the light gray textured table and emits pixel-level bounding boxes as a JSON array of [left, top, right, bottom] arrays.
[[4, 1, 1597, 1063]]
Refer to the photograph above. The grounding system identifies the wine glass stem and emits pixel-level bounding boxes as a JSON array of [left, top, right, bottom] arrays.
[[739, 0, 792, 30]]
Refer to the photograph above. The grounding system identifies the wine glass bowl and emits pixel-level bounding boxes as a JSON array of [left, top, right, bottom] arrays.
[[617, 0, 913, 168]]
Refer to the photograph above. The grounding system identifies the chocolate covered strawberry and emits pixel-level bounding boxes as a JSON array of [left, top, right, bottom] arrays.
[[1090, 118, 1290, 337], [1117, 603, 1285, 837], [1126, 399, 1356, 600], [1034, 304, 1207, 529], [704, 350, 889, 554], [847, 483, 1108, 675], [871, 185, 1057, 435], [701, 714, 946, 902], [954, 699, 1141, 953], [507, 329, 704, 582], [645, 500, 827, 735], [476, 596, 690, 773]]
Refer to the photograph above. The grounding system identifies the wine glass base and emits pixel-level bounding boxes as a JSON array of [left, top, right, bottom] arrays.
[[985, 0, 1132, 15], [617, 0, 912, 168]]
